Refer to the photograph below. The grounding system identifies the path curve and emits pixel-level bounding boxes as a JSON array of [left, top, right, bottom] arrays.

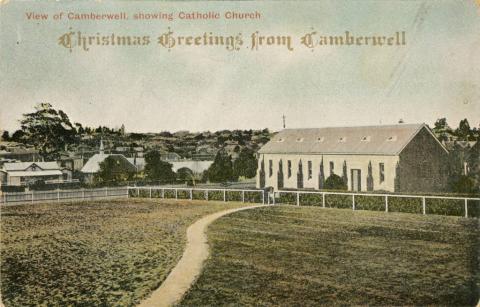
[[138, 204, 268, 307]]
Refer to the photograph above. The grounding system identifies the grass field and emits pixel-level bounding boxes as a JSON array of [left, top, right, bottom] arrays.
[[182, 205, 480, 306], [0, 199, 249, 306]]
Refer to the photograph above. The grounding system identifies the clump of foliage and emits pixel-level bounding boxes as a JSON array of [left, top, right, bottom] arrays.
[[144, 150, 176, 183], [18, 103, 77, 160], [324, 174, 348, 190], [233, 147, 258, 179], [206, 150, 236, 183], [95, 156, 136, 184]]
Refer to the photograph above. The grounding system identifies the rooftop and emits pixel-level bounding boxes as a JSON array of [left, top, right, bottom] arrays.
[[258, 123, 439, 155]]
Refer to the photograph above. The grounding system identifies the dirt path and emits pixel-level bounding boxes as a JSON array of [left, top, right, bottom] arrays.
[[138, 204, 268, 307]]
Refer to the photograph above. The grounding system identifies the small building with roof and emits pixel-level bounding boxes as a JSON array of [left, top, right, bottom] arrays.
[[81, 140, 139, 184], [0, 161, 63, 186], [256, 123, 449, 193]]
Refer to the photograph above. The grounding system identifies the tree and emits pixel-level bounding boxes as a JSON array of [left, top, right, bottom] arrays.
[[433, 118, 451, 142], [456, 119, 471, 141], [324, 174, 347, 190], [95, 156, 136, 184], [1, 131, 10, 141], [176, 167, 195, 185], [207, 149, 236, 183], [144, 150, 176, 183], [19, 103, 77, 160], [233, 147, 257, 178], [11, 129, 25, 143]]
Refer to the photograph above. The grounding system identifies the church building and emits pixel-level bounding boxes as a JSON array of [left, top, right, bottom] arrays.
[[256, 123, 449, 193]]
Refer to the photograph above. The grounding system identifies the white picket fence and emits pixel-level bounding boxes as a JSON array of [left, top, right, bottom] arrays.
[[1, 186, 478, 218], [127, 186, 266, 204], [272, 190, 480, 218], [0, 187, 128, 204]]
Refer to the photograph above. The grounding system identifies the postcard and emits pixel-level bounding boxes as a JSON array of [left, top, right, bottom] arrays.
[[0, 1, 479, 306]]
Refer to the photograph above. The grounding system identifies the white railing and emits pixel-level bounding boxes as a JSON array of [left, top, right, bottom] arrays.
[[0, 187, 128, 204], [273, 190, 480, 218], [2, 185, 478, 218], [127, 186, 266, 204]]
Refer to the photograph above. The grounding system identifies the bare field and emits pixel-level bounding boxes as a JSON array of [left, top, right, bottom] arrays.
[[0, 199, 249, 306], [182, 205, 480, 306]]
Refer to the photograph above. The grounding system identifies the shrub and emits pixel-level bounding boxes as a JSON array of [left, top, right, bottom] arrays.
[[355, 195, 385, 211], [324, 174, 347, 190]]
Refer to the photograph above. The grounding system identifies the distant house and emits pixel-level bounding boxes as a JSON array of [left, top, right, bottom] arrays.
[[257, 123, 449, 193], [81, 140, 138, 183], [0, 162, 63, 186]]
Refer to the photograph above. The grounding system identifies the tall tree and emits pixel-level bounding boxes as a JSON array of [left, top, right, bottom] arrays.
[[207, 149, 236, 183], [1, 131, 10, 141], [433, 118, 451, 142], [19, 103, 77, 160], [144, 150, 176, 183], [456, 118, 471, 141], [233, 147, 258, 178]]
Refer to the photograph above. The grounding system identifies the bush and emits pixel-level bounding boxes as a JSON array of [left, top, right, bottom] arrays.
[[300, 194, 323, 206], [355, 195, 385, 211], [325, 194, 351, 209], [388, 197, 422, 214], [324, 174, 347, 190]]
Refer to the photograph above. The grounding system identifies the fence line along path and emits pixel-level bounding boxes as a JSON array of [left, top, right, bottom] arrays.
[[138, 204, 268, 307]]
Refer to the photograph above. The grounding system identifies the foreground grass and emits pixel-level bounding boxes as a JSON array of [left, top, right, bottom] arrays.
[[0, 198, 249, 306], [182, 206, 480, 306]]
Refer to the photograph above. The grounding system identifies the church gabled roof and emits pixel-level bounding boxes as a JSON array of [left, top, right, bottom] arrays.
[[258, 123, 447, 156]]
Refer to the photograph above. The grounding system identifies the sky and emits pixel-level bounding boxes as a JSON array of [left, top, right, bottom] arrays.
[[1, 0, 479, 133]]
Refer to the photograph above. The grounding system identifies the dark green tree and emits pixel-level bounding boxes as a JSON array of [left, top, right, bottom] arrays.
[[10, 130, 25, 142], [176, 167, 195, 185], [144, 150, 176, 183], [433, 118, 452, 142], [207, 149, 236, 183], [1, 131, 10, 141], [233, 147, 258, 178], [456, 119, 471, 141], [95, 156, 136, 184], [19, 103, 77, 160], [324, 174, 348, 190]]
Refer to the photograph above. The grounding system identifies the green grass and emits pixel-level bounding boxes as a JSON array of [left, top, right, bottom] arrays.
[[0, 199, 249, 306], [182, 206, 480, 306]]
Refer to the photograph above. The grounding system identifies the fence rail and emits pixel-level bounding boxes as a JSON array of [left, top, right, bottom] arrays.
[[127, 186, 265, 204], [2, 186, 478, 218], [0, 187, 128, 204], [273, 190, 480, 218]]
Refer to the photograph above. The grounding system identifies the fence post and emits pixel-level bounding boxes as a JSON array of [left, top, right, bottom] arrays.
[[175, 189, 178, 199], [322, 193, 325, 208], [223, 190, 226, 202], [273, 192, 276, 205], [137, 188, 139, 198], [190, 189, 193, 200], [385, 195, 389, 213], [3, 192, 6, 204], [105, 187, 108, 197], [262, 190, 264, 205], [32, 191, 35, 203], [161, 188, 164, 199], [83, 189, 86, 200], [150, 187, 152, 198], [57, 189, 60, 202], [352, 194, 355, 211], [242, 190, 245, 203], [206, 190, 209, 201], [422, 197, 426, 215], [464, 199, 468, 218], [296, 192, 300, 206]]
